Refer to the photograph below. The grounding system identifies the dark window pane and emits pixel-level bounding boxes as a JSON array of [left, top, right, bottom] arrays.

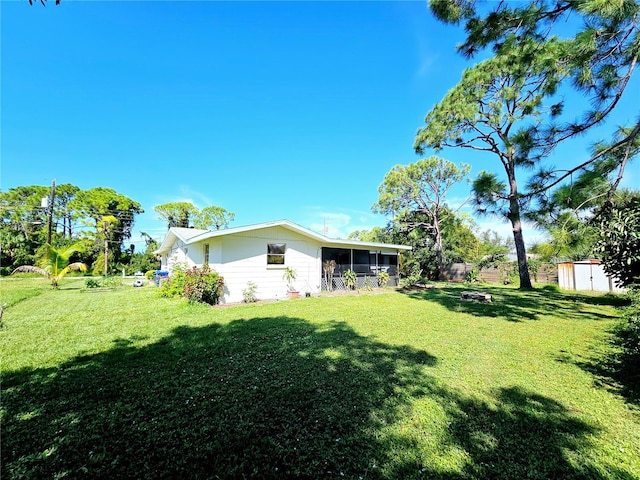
[[353, 249, 369, 265], [381, 253, 398, 266], [267, 255, 285, 265], [268, 244, 286, 255]]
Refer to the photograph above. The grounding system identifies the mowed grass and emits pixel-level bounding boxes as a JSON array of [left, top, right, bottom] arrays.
[[1, 278, 639, 479]]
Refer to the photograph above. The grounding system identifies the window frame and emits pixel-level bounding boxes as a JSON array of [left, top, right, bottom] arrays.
[[267, 243, 286, 266]]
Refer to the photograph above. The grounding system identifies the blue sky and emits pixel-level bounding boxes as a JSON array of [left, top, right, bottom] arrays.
[[2, 1, 637, 249]]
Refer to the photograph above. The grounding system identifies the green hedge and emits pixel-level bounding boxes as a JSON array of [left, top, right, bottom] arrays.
[[160, 264, 224, 305]]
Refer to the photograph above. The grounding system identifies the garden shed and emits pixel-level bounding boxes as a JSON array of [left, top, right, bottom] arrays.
[[557, 260, 626, 293], [154, 219, 411, 304]]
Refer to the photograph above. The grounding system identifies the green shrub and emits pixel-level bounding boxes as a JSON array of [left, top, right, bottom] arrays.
[[465, 267, 480, 283], [499, 262, 519, 286], [527, 258, 542, 282], [85, 278, 101, 289], [616, 284, 640, 361], [541, 283, 560, 293], [84, 276, 123, 290], [403, 265, 423, 287], [101, 276, 123, 288], [159, 265, 186, 299], [160, 264, 224, 305], [145, 270, 155, 280], [183, 265, 224, 305], [342, 269, 357, 290], [242, 281, 258, 303], [377, 271, 390, 288]]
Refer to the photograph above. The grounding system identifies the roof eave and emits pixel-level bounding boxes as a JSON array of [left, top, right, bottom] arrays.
[[154, 220, 412, 254]]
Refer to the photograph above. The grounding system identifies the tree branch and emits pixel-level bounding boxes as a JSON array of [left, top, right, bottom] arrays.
[[528, 118, 640, 197]]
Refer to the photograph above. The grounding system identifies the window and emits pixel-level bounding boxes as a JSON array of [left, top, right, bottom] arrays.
[[267, 243, 286, 265], [203, 244, 209, 264]]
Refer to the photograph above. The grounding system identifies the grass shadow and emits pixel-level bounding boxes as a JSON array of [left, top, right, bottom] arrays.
[[415, 385, 634, 480], [577, 355, 640, 412], [399, 284, 623, 322], [2, 315, 615, 479], [561, 328, 640, 411]]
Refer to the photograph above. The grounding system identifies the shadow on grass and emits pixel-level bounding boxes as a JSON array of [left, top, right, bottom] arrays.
[[560, 320, 640, 411], [399, 284, 624, 322], [571, 350, 640, 412], [2, 316, 619, 479]]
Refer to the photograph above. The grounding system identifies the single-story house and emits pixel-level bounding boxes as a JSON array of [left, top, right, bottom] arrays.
[[154, 219, 412, 304]]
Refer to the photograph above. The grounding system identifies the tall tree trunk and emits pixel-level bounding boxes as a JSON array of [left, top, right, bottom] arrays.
[[508, 194, 532, 289], [507, 164, 532, 289], [434, 222, 444, 281], [511, 216, 532, 289]]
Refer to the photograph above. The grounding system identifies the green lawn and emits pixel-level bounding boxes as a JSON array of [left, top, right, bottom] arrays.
[[1, 278, 639, 479]]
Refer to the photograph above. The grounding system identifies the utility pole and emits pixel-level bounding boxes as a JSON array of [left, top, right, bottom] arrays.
[[102, 217, 110, 276], [46, 180, 56, 246], [104, 235, 109, 276], [99, 216, 119, 276]]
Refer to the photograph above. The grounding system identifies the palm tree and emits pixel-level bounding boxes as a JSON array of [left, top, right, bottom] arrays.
[[323, 260, 336, 291], [12, 244, 87, 288]]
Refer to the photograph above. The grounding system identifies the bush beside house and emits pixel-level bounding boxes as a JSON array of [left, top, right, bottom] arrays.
[[160, 264, 224, 305]]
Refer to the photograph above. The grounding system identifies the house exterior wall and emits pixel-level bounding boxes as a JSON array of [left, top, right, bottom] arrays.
[[164, 226, 323, 304], [216, 227, 322, 303], [161, 239, 195, 272], [158, 224, 408, 303]]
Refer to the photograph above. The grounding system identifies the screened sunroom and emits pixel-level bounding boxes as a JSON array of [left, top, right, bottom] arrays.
[[320, 247, 400, 291]]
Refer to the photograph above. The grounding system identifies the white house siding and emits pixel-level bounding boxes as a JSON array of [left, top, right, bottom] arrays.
[[217, 227, 322, 303], [157, 222, 410, 304], [176, 226, 322, 304], [162, 240, 193, 272]]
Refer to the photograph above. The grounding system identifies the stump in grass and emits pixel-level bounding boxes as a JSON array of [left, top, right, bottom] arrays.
[[460, 291, 492, 303]]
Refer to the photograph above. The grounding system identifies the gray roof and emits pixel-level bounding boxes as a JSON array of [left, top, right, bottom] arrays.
[[154, 219, 411, 255]]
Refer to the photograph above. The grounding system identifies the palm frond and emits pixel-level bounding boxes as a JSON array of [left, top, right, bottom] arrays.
[[57, 263, 88, 279], [39, 243, 85, 276], [66, 262, 88, 273], [11, 265, 50, 278]]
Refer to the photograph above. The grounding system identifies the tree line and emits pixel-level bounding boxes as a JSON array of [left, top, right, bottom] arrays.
[[0, 184, 236, 277], [358, 155, 638, 289], [0, 184, 154, 276]]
